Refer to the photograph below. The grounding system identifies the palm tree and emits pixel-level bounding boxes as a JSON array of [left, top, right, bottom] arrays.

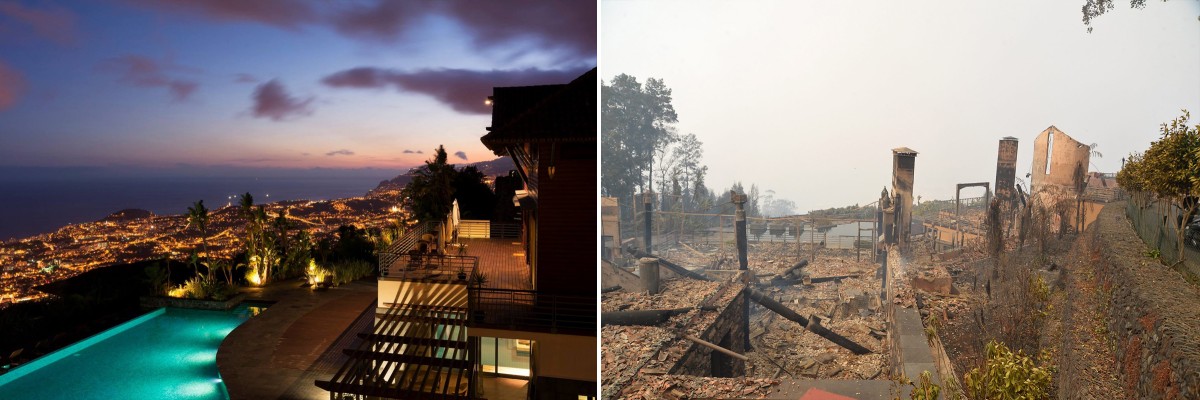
[[239, 193, 262, 285], [186, 200, 210, 279], [273, 212, 293, 276], [401, 145, 457, 238]]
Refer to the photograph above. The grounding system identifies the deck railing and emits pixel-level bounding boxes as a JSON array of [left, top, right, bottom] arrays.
[[467, 288, 595, 335], [377, 221, 435, 269], [379, 253, 479, 283], [489, 222, 521, 239]]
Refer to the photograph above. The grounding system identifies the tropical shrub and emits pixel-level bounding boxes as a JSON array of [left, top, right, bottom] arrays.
[[963, 340, 1054, 400], [330, 260, 374, 286]]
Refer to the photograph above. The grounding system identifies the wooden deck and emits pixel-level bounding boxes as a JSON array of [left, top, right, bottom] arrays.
[[458, 238, 531, 291]]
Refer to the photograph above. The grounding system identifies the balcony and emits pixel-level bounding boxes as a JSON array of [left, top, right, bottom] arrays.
[[468, 288, 595, 336]]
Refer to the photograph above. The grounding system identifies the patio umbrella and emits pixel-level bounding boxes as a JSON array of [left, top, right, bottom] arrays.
[[451, 199, 460, 242]]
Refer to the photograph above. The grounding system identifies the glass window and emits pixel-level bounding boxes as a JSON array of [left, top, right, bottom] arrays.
[[496, 338, 531, 377], [481, 337, 497, 374]]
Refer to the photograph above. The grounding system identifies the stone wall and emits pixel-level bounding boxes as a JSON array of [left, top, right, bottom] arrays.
[[1096, 203, 1200, 399], [670, 290, 748, 377], [139, 293, 247, 310]]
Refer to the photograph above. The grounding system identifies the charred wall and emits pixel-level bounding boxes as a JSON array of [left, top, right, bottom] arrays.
[[995, 137, 1018, 201], [1030, 126, 1089, 194], [891, 148, 918, 245], [670, 289, 748, 377]]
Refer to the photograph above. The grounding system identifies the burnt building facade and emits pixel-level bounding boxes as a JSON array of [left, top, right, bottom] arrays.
[[890, 147, 918, 246], [995, 137, 1019, 202], [1030, 126, 1089, 194]]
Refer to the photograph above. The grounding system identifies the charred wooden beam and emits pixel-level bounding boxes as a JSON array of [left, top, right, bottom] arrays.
[[683, 334, 748, 361], [601, 308, 693, 326], [779, 260, 809, 279], [767, 274, 858, 287], [768, 260, 810, 285], [601, 285, 622, 294], [622, 246, 713, 281], [744, 287, 871, 354]]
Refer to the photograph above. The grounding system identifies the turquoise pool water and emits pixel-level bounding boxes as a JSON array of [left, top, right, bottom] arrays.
[[0, 304, 266, 399]]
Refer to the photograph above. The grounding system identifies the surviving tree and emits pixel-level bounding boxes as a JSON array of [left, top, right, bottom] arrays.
[[601, 74, 679, 222], [1117, 110, 1200, 264]]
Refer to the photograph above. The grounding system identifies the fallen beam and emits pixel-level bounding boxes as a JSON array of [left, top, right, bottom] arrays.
[[601, 308, 693, 326], [778, 260, 809, 280], [767, 274, 858, 287], [683, 334, 748, 361], [622, 246, 713, 281], [744, 287, 871, 355], [601, 285, 622, 294]]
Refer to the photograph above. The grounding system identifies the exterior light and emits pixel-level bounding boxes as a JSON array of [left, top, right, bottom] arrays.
[[485, 96, 494, 106]]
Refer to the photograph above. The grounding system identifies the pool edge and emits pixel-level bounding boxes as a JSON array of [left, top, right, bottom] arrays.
[[0, 307, 167, 386]]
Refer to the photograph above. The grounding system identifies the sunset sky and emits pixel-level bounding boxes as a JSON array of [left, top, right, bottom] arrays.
[[0, 0, 595, 170]]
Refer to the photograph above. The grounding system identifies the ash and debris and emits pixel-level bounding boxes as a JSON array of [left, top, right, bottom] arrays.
[[601, 279, 720, 312], [621, 376, 780, 400], [601, 273, 742, 399], [742, 244, 889, 380], [603, 240, 893, 399]]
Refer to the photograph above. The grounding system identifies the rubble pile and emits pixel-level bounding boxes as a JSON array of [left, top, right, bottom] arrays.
[[738, 245, 890, 380], [604, 239, 894, 399], [601, 279, 720, 312], [601, 274, 743, 399], [601, 325, 674, 400], [621, 376, 780, 400]]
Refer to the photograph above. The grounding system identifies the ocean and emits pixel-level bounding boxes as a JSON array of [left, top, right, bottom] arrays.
[[0, 171, 396, 241]]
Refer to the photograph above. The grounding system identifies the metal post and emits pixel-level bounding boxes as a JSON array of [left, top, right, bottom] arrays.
[[955, 188, 961, 247], [856, 222, 863, 262], [644, 192, 653, 254], [809, 217, 815, 263], [732, 192, 748, 271], [730, 191, 750, 351]]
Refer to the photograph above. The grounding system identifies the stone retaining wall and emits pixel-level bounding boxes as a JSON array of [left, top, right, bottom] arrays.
[[1097, 203, 1200, 399], [139, 293, 247, 310]]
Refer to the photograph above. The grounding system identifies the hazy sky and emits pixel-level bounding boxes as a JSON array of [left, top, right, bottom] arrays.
[[602, 0, 1199, 213], [0, 1, 594, 170]]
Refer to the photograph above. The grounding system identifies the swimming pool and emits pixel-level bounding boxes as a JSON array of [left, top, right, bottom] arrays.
[[0, 303, 267, 399]]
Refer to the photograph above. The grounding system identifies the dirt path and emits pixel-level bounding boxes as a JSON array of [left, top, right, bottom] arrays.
[[1052, 219, 1123, 399]]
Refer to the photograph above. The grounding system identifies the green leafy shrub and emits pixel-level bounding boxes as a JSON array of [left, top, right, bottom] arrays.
[[908, 370, 941, 400], [330, 260, 374, 286], [174, 276, 237, 300], [963, 340, 1054, 400], [180, 276, 209, 299]]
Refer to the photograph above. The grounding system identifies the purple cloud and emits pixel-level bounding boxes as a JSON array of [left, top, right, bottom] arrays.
[[124, 1, 593, 62], [322, 67, 586, 114], [97, 55, 198, 101], [232, 73, 258, 83], [326, 149, 354, 156], [250, 79, 313, 121], [402, 149, 424, 154], [330, 1, 595, 59], [443, 1, 595, 60], [124, 0, 317, 29], [329, 2, 423, 41], [453, 151, 467, 161], [0, 2, 78, 45], [0, 60, 24, 110]]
